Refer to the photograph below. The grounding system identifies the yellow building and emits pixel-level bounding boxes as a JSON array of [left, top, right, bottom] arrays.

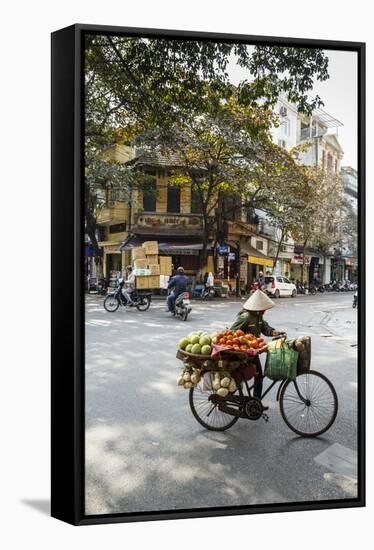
[[95, 144, 272, 292]]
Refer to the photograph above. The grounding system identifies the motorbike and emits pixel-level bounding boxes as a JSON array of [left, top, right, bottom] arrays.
[[193, 283, 215, 300], [353, 291, 358, 308], [309, 281, 325, 294], [97, 277, 109, 296], [104, 278, 151, 312], [173, 291, 192, 321]]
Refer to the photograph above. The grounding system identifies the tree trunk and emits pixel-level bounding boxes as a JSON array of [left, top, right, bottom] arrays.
[[301, 239, 308, 282], [273, 227, 285, 273]]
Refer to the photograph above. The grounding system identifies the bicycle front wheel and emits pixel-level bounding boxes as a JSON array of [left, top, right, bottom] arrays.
[[279, 370, 338, 437], [189, 372, 243, 431]]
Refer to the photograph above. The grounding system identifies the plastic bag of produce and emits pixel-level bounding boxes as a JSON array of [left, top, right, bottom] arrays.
[[264, 339, 299, 381]]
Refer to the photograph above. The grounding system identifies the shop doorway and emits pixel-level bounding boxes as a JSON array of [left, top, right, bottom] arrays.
[[106, 253, 122, 286]]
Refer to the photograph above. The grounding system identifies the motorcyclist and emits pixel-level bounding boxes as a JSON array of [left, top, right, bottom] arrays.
[[167, 266, 188, 313], [257, 270, 265, 290], [122, 265, 136, 305], [230, 289, 283, 404]]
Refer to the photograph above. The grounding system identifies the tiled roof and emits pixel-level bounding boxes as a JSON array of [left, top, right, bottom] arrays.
[[126, 148, 185, 169]]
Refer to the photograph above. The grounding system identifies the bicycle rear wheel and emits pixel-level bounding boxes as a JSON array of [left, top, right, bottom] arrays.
[[279, 370, 338, 437], [189, 372, 243, 431]]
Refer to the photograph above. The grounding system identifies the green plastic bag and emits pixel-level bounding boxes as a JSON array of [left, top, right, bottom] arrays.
[[264, 339, 299, 381]]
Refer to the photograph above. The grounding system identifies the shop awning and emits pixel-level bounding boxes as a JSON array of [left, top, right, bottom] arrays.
[[248, 255, 273, 267], [238, 242, 273, 267], [120, 235, 211, 254]]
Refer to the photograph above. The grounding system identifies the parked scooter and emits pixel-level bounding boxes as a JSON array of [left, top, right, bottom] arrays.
[[296, 281, 308, 294], [97, 277, 109, 296], [193, 283, 215, 300], [104, 278, 151, 312]]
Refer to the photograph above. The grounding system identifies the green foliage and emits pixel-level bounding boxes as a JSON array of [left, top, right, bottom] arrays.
[[83, 34, 331, 262]]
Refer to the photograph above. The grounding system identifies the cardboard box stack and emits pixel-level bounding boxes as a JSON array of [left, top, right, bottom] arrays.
[[132, 247, 146, 260], [134, 241, 173, 289], [159, 256, 172, 276]]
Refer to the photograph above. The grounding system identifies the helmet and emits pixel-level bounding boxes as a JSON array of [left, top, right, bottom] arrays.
[[126, 265, 133, 272], [259, 271, 264, 276], [177, 266, 185, 273]]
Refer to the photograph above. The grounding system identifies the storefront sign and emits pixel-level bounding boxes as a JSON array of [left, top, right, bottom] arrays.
[[162, 248, 199, 255], [217, 245, 229, 254], [292, 255, 310, 265], [105, 245, 121, 253]]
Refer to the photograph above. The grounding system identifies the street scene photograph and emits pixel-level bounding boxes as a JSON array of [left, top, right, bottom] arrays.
[[83, 34, 359, 515]]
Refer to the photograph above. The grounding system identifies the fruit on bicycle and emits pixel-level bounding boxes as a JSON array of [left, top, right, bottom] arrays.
[[201, 344, 212, 355], [177, 364, 202, 389], [199, 334, 211, 347], [185, 343, 193, 353], [215, 329, 265, 352], [178, 337, 190, 350], [190, 334, 200, 345], [191, 343, 202, 355], [220, 377, 231, 388], [216, 387, 229, 397], [183, 372, 191, 382]]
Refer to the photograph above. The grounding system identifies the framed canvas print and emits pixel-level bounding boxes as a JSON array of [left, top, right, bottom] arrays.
[[51, 24, 365, 525]]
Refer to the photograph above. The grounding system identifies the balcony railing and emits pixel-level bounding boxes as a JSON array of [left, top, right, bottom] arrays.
[[297, 127, 326, 142]]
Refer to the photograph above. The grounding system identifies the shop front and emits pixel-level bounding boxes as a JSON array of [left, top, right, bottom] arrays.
[[120, 235, 213, 282], [344, 257, 358, 281], [84, 241, 103, 291], [330, 256, 346, 282], [99, 242, 126, 286], [290, 254, 310, 283], [291, 249, 324, 283]]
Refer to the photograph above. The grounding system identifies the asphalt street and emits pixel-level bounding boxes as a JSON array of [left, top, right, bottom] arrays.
[[85, 292, 358, 515]]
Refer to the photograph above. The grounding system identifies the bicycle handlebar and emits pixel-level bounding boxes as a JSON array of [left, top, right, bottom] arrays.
[[272, 331, 287, 341]]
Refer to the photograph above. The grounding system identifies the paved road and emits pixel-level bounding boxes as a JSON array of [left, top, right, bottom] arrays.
[[85, 292, 358, 514]]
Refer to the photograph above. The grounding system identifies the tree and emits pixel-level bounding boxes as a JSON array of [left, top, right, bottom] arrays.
[[84, 35, 330, 259], [135, 91, 314, 274], [291, 168, 344, 281]]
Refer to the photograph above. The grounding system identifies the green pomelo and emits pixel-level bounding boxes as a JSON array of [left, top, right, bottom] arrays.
[[191, 343, 202, 355], [185, 344, 193, 353], [201, 345, 212, 355], [179, 337, 190, 350], [190, 334, 200, 345], [199, 335, 211, 346]]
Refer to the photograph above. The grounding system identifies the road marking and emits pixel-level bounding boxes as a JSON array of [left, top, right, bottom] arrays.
[[314, 443, 357, 479]]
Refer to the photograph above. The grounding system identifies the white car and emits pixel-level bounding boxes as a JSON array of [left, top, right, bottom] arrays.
[[265, 275, 297, 298]]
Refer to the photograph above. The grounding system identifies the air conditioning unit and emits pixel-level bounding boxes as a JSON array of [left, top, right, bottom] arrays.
[[279, 106, 287, 116], [278, 139, 286, 148]]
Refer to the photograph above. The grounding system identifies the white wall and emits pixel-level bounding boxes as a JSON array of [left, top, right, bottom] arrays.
[[270, 97, 299, 150]]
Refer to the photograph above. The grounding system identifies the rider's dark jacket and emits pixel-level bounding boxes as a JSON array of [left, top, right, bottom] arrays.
[[168, 274, 188, 295], [230, 310, 274, 337]]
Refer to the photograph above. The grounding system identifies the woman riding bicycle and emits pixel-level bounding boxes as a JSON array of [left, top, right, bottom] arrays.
[[230, 289, 283, 402]]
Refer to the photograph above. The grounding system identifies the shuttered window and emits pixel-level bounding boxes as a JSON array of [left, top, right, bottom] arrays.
[[167, 185, 181, 213]]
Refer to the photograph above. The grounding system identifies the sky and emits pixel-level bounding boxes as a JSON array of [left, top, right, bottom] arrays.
[[227, 49, 358, 169]]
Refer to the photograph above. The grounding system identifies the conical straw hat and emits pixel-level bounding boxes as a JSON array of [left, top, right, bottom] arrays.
[[243, 289, 274, 311]]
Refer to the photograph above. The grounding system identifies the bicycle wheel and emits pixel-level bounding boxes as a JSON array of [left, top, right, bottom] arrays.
[[104, 294, 120, 312], [279, 370, 338, 437], [136, 296, 151, 311], [189, 372, 243, 431]]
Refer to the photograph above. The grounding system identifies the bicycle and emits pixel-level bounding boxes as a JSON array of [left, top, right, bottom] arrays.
[[186, 335, 338, 437]]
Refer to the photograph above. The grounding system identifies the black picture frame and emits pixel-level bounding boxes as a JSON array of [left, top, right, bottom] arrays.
[[51, 24, 366, 526]]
